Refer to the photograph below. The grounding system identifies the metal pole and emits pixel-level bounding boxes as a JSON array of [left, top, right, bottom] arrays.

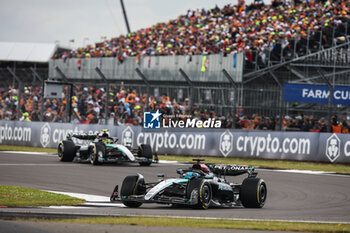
[[30, 67, 44, 121], [135, 68, 150, 111], [280, 39, 284, 62], [222, 69, 238, 129], [318, 70, 333, 132], [55, 67, 72, 123], [179, 68, 194, 113], [120, 0, 131, 34], [95, 67, 109, 124], [269, 71, 283, 131], [7, 67, 22, 120], [65, 85, 71, 123], [293, 34, 298, 59], [68, 84, 73, 123], [306, 30, 310, 55], [332, 23, 336, 46], [345, 22, 348, 42]]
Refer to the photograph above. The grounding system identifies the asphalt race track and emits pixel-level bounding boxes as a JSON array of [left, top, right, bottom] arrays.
[[0, 151, 350, 223]]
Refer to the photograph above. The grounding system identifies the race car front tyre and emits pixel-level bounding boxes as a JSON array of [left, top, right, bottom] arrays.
[[120, 175, 146, 208], [58, 140, 75, 162], [138, 144, 152, 166], [240, 178, 267, 208], [90, 143, 104, 165], [187, 179, 212, 209]]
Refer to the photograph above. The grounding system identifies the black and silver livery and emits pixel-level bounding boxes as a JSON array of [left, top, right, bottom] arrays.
[[57, 129, 158, 166], [110, 159, 266, 209]]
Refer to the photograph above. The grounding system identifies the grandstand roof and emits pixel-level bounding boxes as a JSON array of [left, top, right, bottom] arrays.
[[0, 42, 61, 63]]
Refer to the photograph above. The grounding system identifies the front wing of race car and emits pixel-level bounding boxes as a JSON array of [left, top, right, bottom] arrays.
[[110, 179, 202, 206]]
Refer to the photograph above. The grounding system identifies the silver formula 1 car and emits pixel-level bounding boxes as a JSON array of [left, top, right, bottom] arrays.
[[58, 129, 158, 166], [110, 159, 266, 209]]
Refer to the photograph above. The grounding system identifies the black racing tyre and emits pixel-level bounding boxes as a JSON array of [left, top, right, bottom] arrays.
[[120, 175, 145, 208], [240, 178, 267, 208], [186, 179, 212, 209], [196, 181, 212, 209], [58, 140, 76, 162], [138, 144, 152, 166], [90, 143, 104, 165]]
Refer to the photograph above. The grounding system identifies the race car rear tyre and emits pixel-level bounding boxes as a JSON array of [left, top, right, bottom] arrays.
[[90, 143, 104, 165], [187, 179, 212, 209], [240, 178, 267, 208], [120, 175, 145, 208], [138, 144, 152, 166], [58, 140, 75, 162]]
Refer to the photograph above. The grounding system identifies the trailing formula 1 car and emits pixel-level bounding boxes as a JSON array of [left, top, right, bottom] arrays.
[[110, 159, 266, 209], [58, 129, 157, 166]]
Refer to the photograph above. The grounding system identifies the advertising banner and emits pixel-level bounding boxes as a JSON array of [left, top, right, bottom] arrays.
[[283, 83, 350, 105], [1, 120, 350, 164]]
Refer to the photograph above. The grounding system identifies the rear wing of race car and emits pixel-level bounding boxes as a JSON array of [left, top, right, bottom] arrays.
[[67, 133, 119, 143], [67, 133, 98, 141], [208, 164, 257, 177]]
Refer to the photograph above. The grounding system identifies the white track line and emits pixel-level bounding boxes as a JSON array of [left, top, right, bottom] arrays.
[[47, 191, 110, 202], [45, 190, 125, 208], [1, 151, 56, 156]]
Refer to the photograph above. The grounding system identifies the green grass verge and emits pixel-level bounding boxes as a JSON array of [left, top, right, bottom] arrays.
[[0, 185, 85, 207], [1, 145, 349, 174], [0, 145, 56, 153], [19, 216, 350, 232]]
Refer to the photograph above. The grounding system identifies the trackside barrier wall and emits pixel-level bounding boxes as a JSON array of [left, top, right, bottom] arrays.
[[0, 121, 349, 164]]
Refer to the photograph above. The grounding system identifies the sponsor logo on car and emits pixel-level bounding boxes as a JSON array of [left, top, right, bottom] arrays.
[[40, 123, 51, 148], [325, 134, 341, 162], [219, 130, 233, 157]]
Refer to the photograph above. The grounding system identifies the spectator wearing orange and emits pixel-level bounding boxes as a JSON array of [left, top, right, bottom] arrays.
[[332, 116, 342, 134]]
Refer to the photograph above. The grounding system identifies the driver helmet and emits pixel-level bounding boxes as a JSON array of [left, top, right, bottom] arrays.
[[183, 171, 199, 179], [192, 164, 210, 173], [98, 129, 110, 138]]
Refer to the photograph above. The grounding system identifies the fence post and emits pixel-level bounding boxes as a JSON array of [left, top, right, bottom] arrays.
[[269, 71, 283, 130], [179, 68, 194, 113], [7, 67, 23, 120], [222, 69, 238, 129], [95, 67, 110, 124], [318, 70, 333, 132], [55, 67, 72, 123], [30, 67, 45, 121], [135, 68, 150, 112]]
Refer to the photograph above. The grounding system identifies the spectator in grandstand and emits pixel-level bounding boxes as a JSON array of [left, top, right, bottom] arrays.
[[19, 112, 31, 122], [331, 115, 342, 133], [2, 84, 350, 134], [300, 116, 312, 132], [52, 0, 350, 66], [318, 117, 328, 132]]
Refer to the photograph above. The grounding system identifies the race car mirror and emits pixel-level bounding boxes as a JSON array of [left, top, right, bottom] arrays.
[[176, 169, 184, 175]]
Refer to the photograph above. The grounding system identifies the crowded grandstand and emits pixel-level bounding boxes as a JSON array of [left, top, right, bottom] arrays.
[[1, 0, 350, 133]]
